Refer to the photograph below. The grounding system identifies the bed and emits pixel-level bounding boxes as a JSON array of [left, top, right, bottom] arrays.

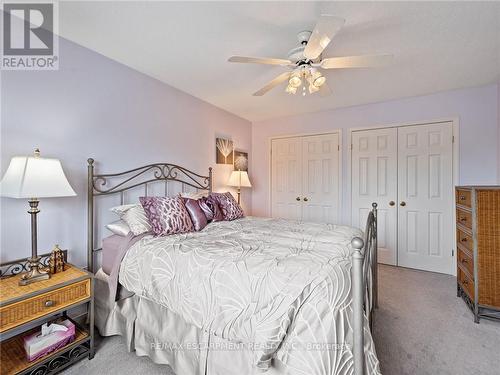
[[87, 159, 380, 375]]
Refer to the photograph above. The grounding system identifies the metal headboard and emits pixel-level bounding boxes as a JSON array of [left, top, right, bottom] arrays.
[[86, 158, 212, 273], [351, 202, 378, 374]]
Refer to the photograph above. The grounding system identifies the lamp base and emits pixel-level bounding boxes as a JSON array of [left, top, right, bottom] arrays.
[[19, 257, 50, 286]]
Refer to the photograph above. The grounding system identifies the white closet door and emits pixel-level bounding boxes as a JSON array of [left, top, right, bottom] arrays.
[[397, 122, 454, 274], [351, 128, 398, 265], [271, 137, 302, 220], [301, 134, 340, 223]]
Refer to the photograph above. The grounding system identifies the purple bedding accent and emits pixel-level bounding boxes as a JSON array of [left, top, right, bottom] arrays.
[[183, 198, 208, 231], [102, 232, 147, 304], [102, 235, 129, 276], [210, 192, 244, 221], [140, 196, 194, 236]]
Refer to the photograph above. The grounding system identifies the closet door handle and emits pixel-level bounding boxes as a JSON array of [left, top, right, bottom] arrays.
[[296, 197, 301, 201], [400, 201, 406, 207], [389, 201, 395, 206], [303, 197, 309, 202]]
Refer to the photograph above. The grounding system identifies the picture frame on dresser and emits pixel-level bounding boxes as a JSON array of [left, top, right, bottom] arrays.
[[455, 186, 500, 323], [0, 251, 94, 375]]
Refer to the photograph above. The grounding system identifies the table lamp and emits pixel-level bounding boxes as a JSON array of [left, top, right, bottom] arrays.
[[0, 149, 76, 285], [227, 170, 252, 204]]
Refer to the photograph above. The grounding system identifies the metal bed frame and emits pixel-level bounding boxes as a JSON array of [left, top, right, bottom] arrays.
[[86, 158, 377, 375]]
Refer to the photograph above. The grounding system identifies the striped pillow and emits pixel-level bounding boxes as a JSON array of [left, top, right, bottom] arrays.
[[110, 204, 151, 236]]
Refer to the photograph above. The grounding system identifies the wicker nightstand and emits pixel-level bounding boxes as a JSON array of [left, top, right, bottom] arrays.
[[0, 253, 94, 375]]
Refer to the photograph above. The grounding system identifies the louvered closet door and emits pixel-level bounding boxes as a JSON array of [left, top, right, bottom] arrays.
[[271, 137, 302, 220], [301, 134, 340, 223], [397, 122, 454, 274]]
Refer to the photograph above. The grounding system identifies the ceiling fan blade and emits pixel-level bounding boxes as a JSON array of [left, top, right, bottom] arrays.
[[318, 82, 332, 97], [320, 54, 393, 69], [304, 15, 345, 60], [253, 72, 291, 96], [228, 56, 293, 66]]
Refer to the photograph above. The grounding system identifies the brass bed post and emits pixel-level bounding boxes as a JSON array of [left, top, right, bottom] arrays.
[[87, 158, 94, 274]]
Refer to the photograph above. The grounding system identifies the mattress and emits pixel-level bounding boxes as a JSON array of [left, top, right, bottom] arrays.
[[117, 216, 381, 374]]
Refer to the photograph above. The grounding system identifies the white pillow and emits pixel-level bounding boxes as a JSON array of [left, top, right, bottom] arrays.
[[110, 204, 151, 236], [106, 220, 131, 237], [179, 191, 208, 200]]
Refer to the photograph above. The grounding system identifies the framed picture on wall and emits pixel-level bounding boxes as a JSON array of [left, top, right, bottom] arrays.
[[234, 150, 248, 171], [216, 138, 234, 164]]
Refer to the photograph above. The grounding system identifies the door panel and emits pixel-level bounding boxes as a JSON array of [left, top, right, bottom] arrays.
[[271, 137, 302, 220], [301, 134, 340, 223], [397, 122, 453, 274], [352, 128, 398, 265]]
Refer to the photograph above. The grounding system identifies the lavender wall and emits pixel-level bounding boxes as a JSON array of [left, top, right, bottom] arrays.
[[252, 84, 499, 223], [0, 38, 252, 266]]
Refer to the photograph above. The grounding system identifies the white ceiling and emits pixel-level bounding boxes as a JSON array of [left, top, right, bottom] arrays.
[[59, 1, 500, 122]]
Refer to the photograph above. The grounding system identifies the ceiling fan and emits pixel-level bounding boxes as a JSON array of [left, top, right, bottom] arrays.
[[228, 15, 393, 97]]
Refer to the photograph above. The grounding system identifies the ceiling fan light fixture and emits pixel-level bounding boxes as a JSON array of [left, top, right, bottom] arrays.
[[313, 75, 326, 87], [285, 85, 297, 94], [308, 84, 320, 94], [288, 73, 302, 88]]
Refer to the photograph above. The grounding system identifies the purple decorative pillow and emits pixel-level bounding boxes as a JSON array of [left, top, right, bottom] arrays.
[[210, 192, 244, 221], [201, 196, 224, 222], [139, 196, 194, 236], [183, 198, 208, 231], [198, 197, 214, 221]]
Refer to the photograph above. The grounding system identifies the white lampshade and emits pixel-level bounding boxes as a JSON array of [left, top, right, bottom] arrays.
[[227, 170, 252, 188], [0, 154, 76, 198]]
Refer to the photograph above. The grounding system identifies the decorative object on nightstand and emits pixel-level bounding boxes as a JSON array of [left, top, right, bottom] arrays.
[[0, 258, 94, 374], [0, 149, 76, 286], [227, 170, 252, 204], [49, 245, 66, 274], [455, 186, 500, 323]]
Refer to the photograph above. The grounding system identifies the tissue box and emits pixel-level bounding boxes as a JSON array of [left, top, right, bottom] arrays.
[[23, 320, 75, 362]]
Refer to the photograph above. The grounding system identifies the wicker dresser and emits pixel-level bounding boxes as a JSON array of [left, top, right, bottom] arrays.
[[456, 186, 500, 323]]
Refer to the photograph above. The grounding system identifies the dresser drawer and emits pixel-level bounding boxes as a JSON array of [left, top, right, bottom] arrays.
[[457, 228, 473, 251], [456, 208, 472, 230], [457, 246, 474, 278], [458, 265, 475, 300], [0, 279, 90, 333], [456, 189, 472, 208]]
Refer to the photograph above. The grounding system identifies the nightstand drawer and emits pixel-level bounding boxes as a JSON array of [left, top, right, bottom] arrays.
[[0, 279, 90, 333]]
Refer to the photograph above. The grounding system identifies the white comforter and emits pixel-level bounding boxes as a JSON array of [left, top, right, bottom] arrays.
[[119, 217, 380, 374]]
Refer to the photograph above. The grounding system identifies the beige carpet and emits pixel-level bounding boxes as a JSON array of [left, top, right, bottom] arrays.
[[64, 265, 500, 375]]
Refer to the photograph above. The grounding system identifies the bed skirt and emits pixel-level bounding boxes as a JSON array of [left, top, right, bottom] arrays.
[[95, 269, 286, 375]]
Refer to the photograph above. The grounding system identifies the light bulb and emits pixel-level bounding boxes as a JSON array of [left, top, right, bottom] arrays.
[[289, 75, 302, 88], [313, 75, 326, 87], [302, 86, 306, 96], [308, 84, 320, 94], [285, 85, 297, 94]]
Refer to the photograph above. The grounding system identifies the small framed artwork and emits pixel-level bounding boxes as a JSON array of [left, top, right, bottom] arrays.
[[234, 150, 248, 171], [216, 138, 234, 164]]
